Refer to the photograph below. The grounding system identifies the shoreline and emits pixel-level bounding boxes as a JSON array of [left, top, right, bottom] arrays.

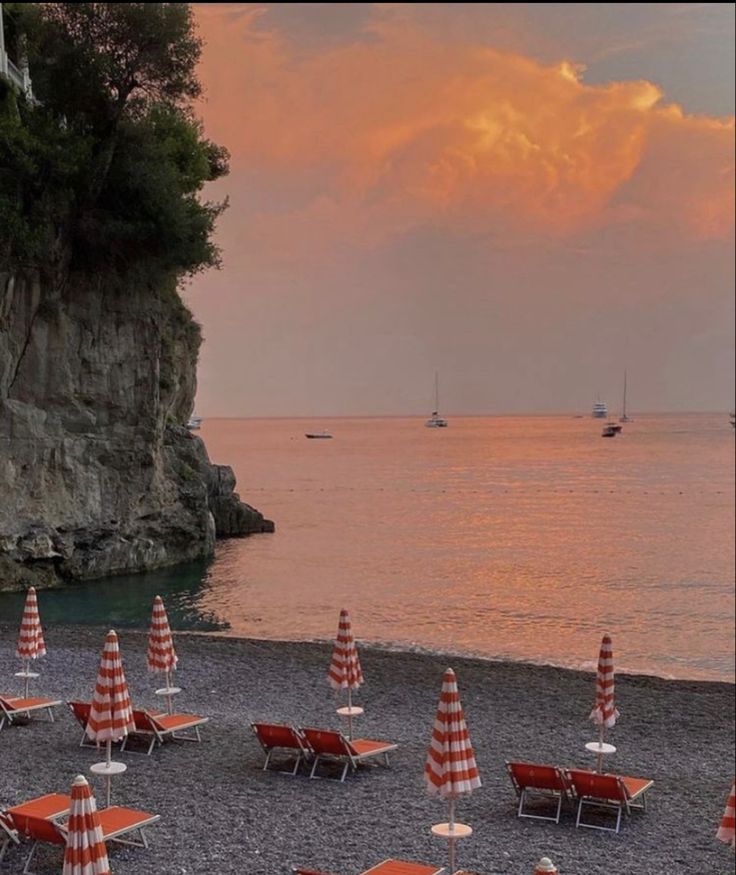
[[1, 624, 734, 874]]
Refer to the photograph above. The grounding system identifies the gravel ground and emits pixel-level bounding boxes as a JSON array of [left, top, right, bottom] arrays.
[[0, 625, 734, 875]]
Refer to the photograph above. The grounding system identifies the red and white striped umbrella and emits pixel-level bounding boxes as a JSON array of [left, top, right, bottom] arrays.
[[86, 630, 134, 755], [328, 608, 363, 691], [327, 609, 364, 740], [425, 668, 481, 873], [147, 595, 178, 677], [16, 586, 47, 661], [589, 633, 620, 730], [62, 775, 111, 875], [717, 779, 736, 849]]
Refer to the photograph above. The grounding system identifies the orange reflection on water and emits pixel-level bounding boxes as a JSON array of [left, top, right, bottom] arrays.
[[198, 414, 735, 681]]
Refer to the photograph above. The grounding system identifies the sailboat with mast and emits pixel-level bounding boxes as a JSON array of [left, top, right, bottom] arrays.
[[619, 370, 633, 423], [425, 372, 448, 428]]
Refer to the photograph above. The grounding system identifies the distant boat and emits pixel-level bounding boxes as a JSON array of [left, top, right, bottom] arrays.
[[305, 430, 333, 439], [730, 412, 735, 429], [602, 422, 623, 438], [425, 372, 448, 428], [619, 371, 633, 422], [592, 399, 608, 419], [186, 414, 202, 430]]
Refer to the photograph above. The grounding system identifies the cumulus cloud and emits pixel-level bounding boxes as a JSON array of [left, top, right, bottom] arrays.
[[194, 4, 733, 260]]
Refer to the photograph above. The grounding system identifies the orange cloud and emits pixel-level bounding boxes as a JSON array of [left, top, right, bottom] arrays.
[[194, 6, 735, 253]]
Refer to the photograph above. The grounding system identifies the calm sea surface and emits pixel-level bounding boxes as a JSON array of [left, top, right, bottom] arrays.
[[2, 414, 734, 681]]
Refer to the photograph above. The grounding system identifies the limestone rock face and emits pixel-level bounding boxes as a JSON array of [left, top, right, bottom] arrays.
[[0, 271, 273, 590]]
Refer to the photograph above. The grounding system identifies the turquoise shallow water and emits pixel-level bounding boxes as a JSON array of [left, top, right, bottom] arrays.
[[0, 413, 734, 681]]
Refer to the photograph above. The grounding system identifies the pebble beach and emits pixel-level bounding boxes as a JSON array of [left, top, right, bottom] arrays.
[[1, 625, 734, 875]]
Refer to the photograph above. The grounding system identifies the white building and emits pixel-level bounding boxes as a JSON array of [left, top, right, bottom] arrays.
[[0, 3, 33, 99]]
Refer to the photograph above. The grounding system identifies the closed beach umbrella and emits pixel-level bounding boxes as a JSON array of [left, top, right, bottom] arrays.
[[62, 775, 111, 875], [16, 586, 46, 696], [87, 630, 134, 762], [147, 595, 178, 711], [425, 667, 481, 872], [717, 780, 736, 849], [589, 633, 619, 748], [328, 608, 363, 737]]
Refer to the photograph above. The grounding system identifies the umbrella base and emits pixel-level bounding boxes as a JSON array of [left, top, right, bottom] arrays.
[[430, 822, 473, 840]]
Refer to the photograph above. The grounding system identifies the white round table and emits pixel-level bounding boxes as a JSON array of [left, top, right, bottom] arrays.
[[336, 705, 363, 741], [90, 761, 126, 807], [155, 686, 181, 715], [431, 822, 473, 872], [586, 741, 616, 773], [15, 670, 39, 697]]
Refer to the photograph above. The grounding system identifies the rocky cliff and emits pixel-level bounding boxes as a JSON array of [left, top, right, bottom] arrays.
[[0, 270, 273, 590]]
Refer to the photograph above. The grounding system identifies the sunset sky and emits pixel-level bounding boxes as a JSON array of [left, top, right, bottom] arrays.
[[187, 3, 735, 417]]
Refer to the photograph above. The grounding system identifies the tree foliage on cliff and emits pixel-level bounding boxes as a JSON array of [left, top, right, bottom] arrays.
[[0, 3, 229, 281]]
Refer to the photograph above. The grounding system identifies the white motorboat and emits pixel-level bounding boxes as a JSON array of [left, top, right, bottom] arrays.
[[592, 399, 608, 419], [602, 422, 623, 438], [425, 372, 448, 428], [186, 414, 203, 430], [305, 430, 333, 439]]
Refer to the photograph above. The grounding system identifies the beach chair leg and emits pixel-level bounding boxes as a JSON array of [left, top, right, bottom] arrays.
[[22, 840, 42, 875], [615, 806, 622, 834], [575, 800, 583, 829], [110, 827, 148, 848], [263, 749, 273, 771], [148, 736, 156, 756], [555, 794, 562, 824], [517, 790, 526, 819], [340, 761, 349, 783], [291, 754, 301, 776], [309, 756, 320, 779]]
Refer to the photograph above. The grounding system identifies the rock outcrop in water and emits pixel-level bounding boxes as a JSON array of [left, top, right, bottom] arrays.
[[0, 270, 273, 591]]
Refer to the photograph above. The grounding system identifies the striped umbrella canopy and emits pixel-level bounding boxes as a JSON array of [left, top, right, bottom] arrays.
[[717, 780, 736, 849], [147, 595, 178, 678], [328, 609, 364, 739], [16, 586, 47, 661], [425, 668, 481, 873], [15, 586, 47, 696], [62, 775, 111, 875], [589, 633, 620, 732], [328, 608, 364, 692], [86, 630, 134, 761]]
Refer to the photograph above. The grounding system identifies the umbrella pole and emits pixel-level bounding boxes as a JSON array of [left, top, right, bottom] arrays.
[[448, 798, 456, 872], [597, 723, 604, 773], [105, 739, 112, 807], [347, 687, 353, 741], [165, 668, 173, 715], [23, 657, 30, 698]]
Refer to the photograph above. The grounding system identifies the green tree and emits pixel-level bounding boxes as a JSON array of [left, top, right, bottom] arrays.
[[0, 3, 229, 282]]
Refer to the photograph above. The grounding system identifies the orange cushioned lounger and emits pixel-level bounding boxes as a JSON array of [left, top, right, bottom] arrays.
[[300, 728, 397, 782], [0, 696, 62, 731], [567, 768, 653, 834], [13, 806, 160, 873], [0, 793, 71, 863], [122, 708, 208, 755], [252, 723, 312, 775], [292, 869, 340, 875], [358, 862, 444, 875], [506, 761, 572, 823]]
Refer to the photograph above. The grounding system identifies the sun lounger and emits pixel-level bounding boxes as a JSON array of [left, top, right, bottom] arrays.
[[252, 722, 312, 775], [567, 768, 654, 833], [67, 700, 102, 748], [0, 695, 61, 731], [292, 869, 340, 875], [300, 728, 398, 782], [506, 761, 572, 823], [122, 708, 209, 755], [0, 793, 71, 863], [359, 862, 444, 875], [13, 806, 160, 873]]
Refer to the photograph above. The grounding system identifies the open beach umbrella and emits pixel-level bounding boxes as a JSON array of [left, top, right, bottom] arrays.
[[717, 780, 735, 849], [425, 667, 481, 872], [15, 586, 46, 696], [87, 630, 134, 762], [62, 775, 111, 875], [147, 595, 178, 711], [328, 608, 364, 737]]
